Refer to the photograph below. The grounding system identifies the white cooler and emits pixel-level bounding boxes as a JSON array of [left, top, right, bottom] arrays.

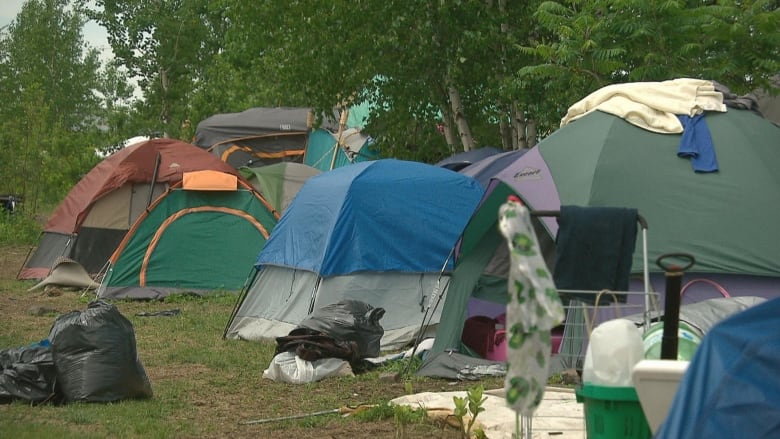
[[631, 359, 690, 434]]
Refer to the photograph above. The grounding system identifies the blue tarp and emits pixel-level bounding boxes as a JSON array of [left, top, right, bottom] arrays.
[[256, 159, 484, 275], [655, 297, 780, 438]]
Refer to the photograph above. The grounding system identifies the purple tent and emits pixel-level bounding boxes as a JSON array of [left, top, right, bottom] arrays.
[[459, 149, 528, 187]]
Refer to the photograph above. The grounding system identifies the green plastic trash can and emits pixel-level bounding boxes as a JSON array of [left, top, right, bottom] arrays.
[[575, 384, 652, 439]]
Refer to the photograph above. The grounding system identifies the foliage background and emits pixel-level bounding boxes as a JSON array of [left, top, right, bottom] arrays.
[[1, 0, 777, 241]]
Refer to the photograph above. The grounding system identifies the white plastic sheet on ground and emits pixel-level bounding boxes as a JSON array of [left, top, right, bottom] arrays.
[[498, 198, 565, 416], [262, 351, 354, 384], [390, 388, 584, 439]]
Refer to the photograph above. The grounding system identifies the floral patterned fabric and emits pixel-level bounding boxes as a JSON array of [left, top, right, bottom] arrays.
[[499, 197, 565, 416]]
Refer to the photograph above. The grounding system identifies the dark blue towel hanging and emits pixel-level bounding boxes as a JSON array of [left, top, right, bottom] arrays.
[[552, 205, 638, 303], [677, 113, 719, 173]]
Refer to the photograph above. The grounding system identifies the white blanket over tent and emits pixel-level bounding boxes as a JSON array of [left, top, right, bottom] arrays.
[[560, 78, 726, 133]]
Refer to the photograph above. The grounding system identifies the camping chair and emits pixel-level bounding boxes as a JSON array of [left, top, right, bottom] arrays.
[[531, 206, 654, 371]]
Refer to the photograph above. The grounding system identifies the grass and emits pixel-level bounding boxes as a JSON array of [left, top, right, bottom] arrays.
[[0, 246, 504, 438], [0, 213, 41, 246]]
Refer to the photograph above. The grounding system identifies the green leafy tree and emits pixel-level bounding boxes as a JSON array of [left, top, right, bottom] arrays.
[[215, 0, 546, 161], [2, 0, 102, 129], [84, 0, 225, 139], [213, 0, 777, 159], [76, 0, 777, 163], [0, 0, 105, 212], [516, 0, 780, 129], [91, 60, 145, 156]]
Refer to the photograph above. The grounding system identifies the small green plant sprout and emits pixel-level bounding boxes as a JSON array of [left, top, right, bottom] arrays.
[[403, 379, 414, 395], [393, 403, 426, 439], [352, 401, 396, 422], [452, 384, 487, 438]]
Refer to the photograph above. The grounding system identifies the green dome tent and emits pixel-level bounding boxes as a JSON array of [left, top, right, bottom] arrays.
[[98, 170, 279, 300], [420, 106, 780, 378], [239, 162, 321, 213]]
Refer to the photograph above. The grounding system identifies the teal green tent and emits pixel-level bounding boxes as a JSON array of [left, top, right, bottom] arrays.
[[98, 171, 279, 299], [304, 128, 379, 171], [346, 100, 370, 130]]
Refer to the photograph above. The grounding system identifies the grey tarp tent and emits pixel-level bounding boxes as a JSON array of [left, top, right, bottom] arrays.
[[193, 107, 326, 168]]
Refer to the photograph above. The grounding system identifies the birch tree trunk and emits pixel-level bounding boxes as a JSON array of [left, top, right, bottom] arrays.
[[440, 114, 458, 152], [436, 94, 458, 152], [159, 66, 170, 131], [527, 118, 538, 148], [448, 83, 475, 151], [512, 102, 526, 150], [499, 115, 512, 150]]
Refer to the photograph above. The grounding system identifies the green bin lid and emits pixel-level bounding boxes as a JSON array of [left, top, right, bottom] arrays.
[[575, 384, 639, 402]]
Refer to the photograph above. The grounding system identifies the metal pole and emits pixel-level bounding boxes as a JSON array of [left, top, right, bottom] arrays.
[[656, 253, 695, 360], [660, 269, 682, 360], [147, 152, 162, 208], [240, 408, 340, 425], [642, 227, 651, 330], [401, 247, 454, 377]]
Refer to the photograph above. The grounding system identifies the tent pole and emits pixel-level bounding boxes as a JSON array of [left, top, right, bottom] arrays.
[[642, 226, 651, 330], [330, 109, 349, 170], [147, 152, 162, 209], [223, 266, 260, 340], [16, 234, 42, 280], [402, 247, 454, 376]]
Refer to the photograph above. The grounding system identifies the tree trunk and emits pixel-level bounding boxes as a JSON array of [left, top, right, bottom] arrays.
[[439, 105, 457, 152], [448, 83, 475, 151], [159, 67, 169, 128], [527, 118, 538, 148], [495, 0, 512, 150], [512, 101, 527, 150], [499, 114, 512, 150]]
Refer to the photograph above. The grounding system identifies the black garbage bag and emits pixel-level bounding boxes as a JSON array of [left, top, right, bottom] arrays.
[[297, 300, 385, 358], [0, 342, 57, 404], [48, 300, 153, 403], [275, 327, 361, 364]]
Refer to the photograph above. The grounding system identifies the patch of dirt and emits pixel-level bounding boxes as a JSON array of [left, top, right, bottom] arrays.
[[0, 244, 30, 280]]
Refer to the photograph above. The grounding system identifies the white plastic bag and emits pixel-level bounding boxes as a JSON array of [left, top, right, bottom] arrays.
[[262, 351, 354, 384], [582, 318, 644, 386]]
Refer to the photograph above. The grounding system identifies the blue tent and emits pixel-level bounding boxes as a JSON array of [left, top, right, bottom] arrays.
[[656, 297, 780, 438], [225, 159, 485, 349]]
